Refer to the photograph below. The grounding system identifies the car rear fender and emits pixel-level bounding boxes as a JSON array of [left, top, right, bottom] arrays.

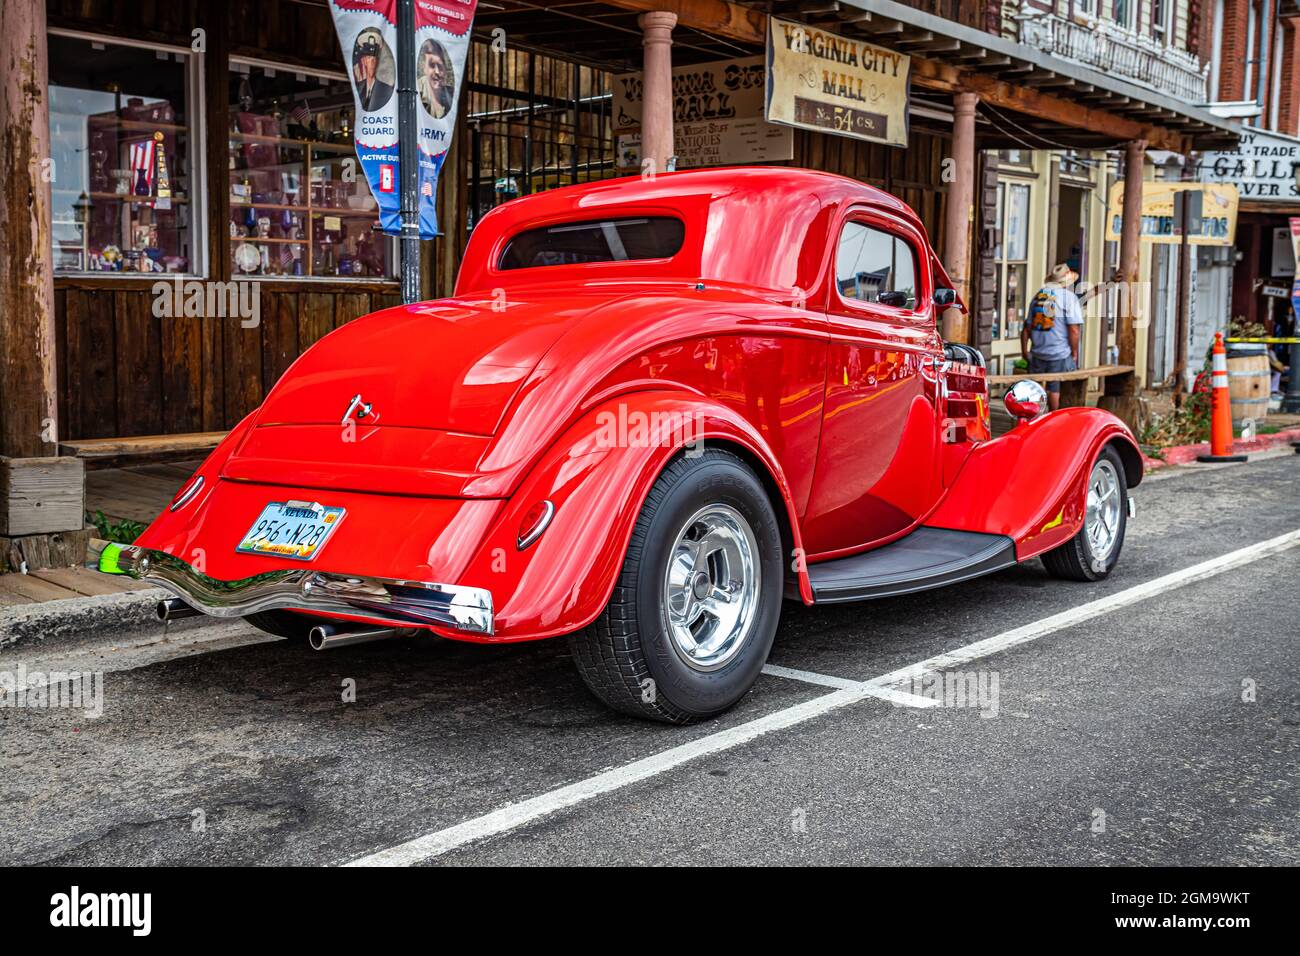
[[456, 391, 811, 641], [926, 407, 1142, 562]]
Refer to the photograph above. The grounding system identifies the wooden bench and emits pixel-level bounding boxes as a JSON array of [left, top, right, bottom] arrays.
[[988, 365, 1135, 408], [60, 431, 227, 469]]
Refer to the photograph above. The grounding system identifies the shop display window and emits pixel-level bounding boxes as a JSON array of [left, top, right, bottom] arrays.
[[228, 59, 395, 280], [49, 32, 201, 276]]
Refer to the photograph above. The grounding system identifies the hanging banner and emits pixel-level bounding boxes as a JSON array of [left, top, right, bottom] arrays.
[[765, 16, 910, 148], [328, 0, 476, 237]]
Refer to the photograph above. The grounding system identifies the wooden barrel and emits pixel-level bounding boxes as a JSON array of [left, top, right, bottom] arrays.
[[1226, 342, 1271, 425]]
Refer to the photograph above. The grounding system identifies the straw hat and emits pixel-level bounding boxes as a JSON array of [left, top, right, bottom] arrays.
[[1046, 262, 1078, 285]]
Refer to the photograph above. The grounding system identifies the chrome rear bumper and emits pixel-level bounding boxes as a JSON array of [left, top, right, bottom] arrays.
[[113, 547, 494, 636]]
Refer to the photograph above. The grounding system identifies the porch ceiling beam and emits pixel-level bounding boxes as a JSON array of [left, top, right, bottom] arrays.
[[602, 0, 767, 46], [911, 57, 1186, 152], [773, 0, 841, 14], [913, 39, 962, 53], [894, 31, 936, 48], [603, 0, 1206, 151], [967, 54, 1012, 70]]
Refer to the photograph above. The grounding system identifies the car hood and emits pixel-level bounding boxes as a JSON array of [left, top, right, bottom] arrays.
[[253, 290, 620, 435]]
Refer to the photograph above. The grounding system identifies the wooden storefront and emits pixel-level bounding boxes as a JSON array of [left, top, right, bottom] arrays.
[[48, 0, 407, 441], [45, 0, 958, 446]]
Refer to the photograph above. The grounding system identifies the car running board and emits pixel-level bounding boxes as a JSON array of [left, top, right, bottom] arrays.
[[797, 527, 1018, 604]]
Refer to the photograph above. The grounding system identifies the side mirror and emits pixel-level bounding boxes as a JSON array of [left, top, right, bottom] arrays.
[[878, 290, 913, 308], [933, 287, 957, 307], [1004, 379, 1048, 424]]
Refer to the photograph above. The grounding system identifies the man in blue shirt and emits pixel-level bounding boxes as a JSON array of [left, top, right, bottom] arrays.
[[1019, 262, 1084, 411]]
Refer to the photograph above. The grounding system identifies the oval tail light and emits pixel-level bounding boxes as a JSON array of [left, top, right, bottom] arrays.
[[516, 499, 555, 550], [169, 474, 205, 512]]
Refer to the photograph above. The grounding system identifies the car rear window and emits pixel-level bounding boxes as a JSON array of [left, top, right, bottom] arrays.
[[498, 216, 685, 270]]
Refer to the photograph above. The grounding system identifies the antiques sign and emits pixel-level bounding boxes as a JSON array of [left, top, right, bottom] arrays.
[[765, 17, 909, 148], [1104, 182, 1239, 246], [1201, 126, 1300, 204], [612, 56, 793, 168]]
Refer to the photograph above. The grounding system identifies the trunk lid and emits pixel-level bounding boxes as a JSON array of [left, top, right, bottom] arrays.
[[225, 290, 617, 496], [254, 292, 608, 435]]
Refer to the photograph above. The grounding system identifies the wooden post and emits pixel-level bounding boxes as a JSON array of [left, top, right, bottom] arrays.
[[0, 2, 89, 568], [1098, 138, 1147, 430], [942, 91, 978, 344], [639, 11, 678, 175], [0, 0, 56, 460]]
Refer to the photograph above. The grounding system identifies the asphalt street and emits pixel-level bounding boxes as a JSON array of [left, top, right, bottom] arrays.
[[2, 453, 1298, 866]]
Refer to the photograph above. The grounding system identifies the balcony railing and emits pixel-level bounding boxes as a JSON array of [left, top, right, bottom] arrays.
[[1014, 7, 1209, 103]]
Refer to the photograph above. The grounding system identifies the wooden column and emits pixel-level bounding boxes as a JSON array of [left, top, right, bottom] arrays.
[[1099, 139, 1147, 430], [0, 0, 86, 568], [0, 0, 56, 460], [639, 10, 677, 175], [941, 91, 978, 344]]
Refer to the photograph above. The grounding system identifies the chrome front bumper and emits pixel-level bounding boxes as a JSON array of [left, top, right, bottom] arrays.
[[113, 547, 494, 636]]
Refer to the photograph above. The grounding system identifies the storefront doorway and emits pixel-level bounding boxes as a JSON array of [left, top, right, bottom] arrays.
[[1055, 183, 1088, 280]]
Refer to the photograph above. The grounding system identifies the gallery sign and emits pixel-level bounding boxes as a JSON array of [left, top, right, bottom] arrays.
[[1201, 126, 1300, 204], [1104, 181, 1239, 246], [764, 17, 910, 148], [612, 55, 793, 168]]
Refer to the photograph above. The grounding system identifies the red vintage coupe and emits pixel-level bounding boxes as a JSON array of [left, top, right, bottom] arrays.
[[111, 167, 1141, 723]]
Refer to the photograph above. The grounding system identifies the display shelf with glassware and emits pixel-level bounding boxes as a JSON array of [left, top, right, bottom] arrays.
[[227, 61, 394, 280]]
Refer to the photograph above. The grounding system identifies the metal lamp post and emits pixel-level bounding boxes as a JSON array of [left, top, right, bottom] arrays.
[[1286, 163, 1300, 413]]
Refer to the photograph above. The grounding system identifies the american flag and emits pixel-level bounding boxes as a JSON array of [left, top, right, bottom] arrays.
[[288, 102, 311, 126]]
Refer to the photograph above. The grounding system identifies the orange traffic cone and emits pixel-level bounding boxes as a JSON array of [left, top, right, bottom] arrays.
[[1197, 332, 1247, 463]]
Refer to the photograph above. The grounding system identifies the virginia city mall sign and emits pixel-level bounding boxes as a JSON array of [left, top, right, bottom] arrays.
[[765, 16, 911, 148]]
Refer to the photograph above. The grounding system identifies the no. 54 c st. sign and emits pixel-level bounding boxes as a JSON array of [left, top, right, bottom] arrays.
[[765, 16, 909, 148]]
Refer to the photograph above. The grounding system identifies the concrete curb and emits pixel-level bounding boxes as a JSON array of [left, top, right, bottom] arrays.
[[1142, 426, 1300, 472], [0, 586, 168, 650]]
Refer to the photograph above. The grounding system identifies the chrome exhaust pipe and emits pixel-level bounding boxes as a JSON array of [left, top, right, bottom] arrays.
[[157, 598, 201, 622], [308, 622, 400, 651]]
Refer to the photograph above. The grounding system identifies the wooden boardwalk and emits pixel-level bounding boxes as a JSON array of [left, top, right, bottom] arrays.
[[0, 565, 152, 607], [85, 461, 200, 525]]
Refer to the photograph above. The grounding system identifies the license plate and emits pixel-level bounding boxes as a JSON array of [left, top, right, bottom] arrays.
[[236, 501, 346, 561]]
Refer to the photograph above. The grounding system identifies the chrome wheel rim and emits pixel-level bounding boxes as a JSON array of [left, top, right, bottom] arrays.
[[662, 504, 761, 672], [1085, 459, 1122, 564]]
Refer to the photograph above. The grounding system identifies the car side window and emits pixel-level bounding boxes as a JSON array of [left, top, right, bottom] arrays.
[[835, 221, 918, 310]]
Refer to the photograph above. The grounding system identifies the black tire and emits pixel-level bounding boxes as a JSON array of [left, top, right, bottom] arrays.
[[244, 609, 316, 641], [568, 448, 784, 724], [1042, 444, 1129, 582]]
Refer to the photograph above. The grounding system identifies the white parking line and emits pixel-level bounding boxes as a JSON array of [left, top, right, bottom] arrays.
[[343, 528, 1300, 867], [760, 663, 858, 690], [762, 663, 938, 707]]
